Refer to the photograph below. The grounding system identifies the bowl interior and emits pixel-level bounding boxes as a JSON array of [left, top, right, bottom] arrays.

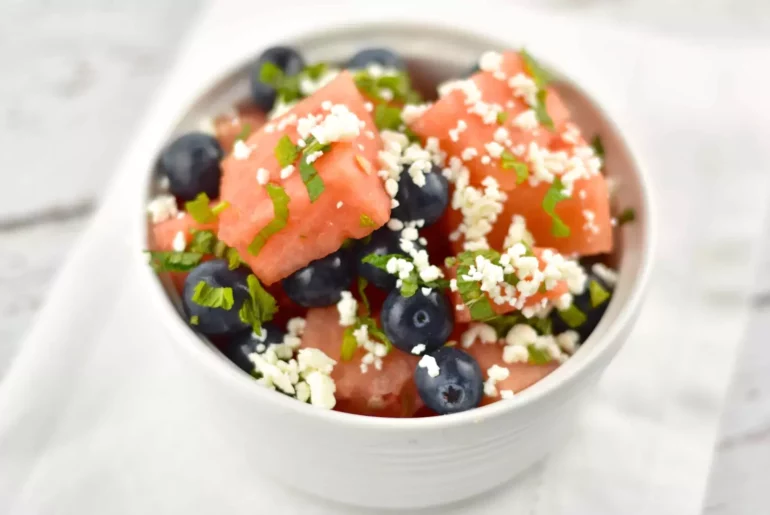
[[145, 24, 652, 424]]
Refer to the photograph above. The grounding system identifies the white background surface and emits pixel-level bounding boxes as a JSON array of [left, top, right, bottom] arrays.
[[1, 1, 769, 513]]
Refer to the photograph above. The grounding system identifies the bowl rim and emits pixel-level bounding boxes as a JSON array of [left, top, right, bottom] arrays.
[[135, 20, 657, 431]]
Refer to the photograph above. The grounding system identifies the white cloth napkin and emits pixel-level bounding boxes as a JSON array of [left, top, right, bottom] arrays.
[[2, 2, 770, 514]]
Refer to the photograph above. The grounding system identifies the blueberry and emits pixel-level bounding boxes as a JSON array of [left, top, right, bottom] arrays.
[[158, 132, 223, 201], [221, 323, 286, 372], [551, 268, 614, 342], [381, 289, 454, 354], [182, 260, 252, 337], [355, 228, 418, 290], [250, 46, 305, 111], [282, 248, 354, 307], [414, 347, 483, 414], [392, 164, 450, 226], [347, 48, 405, 71]]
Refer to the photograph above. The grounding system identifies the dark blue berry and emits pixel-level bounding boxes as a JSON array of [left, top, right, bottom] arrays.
[[221, 323, 285, 372], [551, 268, 614, 342], [414, 347, 483, 415], [347, 48, 405, 71], [355, 228, 421, 290], [182, 260, 251, 337], [282, 248, 354, 307], [250, 46, 305, 111], [158, 132, 223, 201], [381, 289, 453, 354], [392, 164, 450, 226]]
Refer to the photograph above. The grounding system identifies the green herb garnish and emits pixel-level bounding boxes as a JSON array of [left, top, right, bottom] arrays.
[[501, 150, 529, 184], [542, 176, 571, 238], [589, 279, 611, 308], [360, 214, 377, 228], [147, 251, 203, 273], [455, 250, 500, 321], [188, 229, 216, 254], [373, 103, 403, 131], [184, 192, 223, 224], [591, 135, 605, 160], [248, 183, 290, 255], [533, 89, 554, 130], [527, 344, 552, 365], [357, 276, 371, 316], [303, 62, 328, 80], [238, 274, 278, 334], [191, 281, 234, 309], [496, 111, 508, 125], [557, 304, 587, 329], [274, 135, 300, 167], [617, 208, 636, 226], [341, 327, 358, 361], [235, 123, 252, 144], [190, 315, 199, 326], [520, 49, 551, 89]]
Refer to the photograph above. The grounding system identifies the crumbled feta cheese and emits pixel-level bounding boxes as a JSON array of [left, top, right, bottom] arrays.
[[256, 167, 270, 185], [484, 141, 505, 158], [336, 291, 358, 327], [479, 51, 504, 73], [555, 293, 573, 310], [364, 101, 374, 112], [502, 344, 530, 364], [508, 73, 538, 107], [592, 263, 619, 287], [401, 103, 432, 124], [297, 348, 337, 375], [503, 215, 535, 249], [387, 218, 404, 231], [483, 364, 510, 397], [335, 201, 344, 209], [500, 389, 515, 399], [421, 287, 432, 296], [460, 323, 498, 348], [555, 330, 580, 354], [305, 371, 336, 409], [147, 194, 178, 223], [493, 127, 509, 143], [172, 231, 186, 252], [505, 324, 538, 347], [295, 381, 311, 402], [448, 119, 468, 142], [418, 355, 440, 378], [299, 69, 339, 96], [280, 165, 295, 179], [461, 147, 478, 161], [305, 150, 324, 164], [233, 140, 253, 160], [512, 109, 538, 131], [583, 209, 600, 235], [480, 155, 492, 165], [365, 130, 375, 140], [310, 104, 362, 144], [411, 344, 426, 355]]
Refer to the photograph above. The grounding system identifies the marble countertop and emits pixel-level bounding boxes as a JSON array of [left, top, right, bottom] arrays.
[[2, 1, 769, 513]]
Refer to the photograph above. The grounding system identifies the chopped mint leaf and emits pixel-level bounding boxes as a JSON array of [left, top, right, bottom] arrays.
[[589, 279, 611, 308], [496, 111, 508, 125], [191, 281, 234, 310], [303, 61, 328, 80], [235, 123, 252, 144], [361, 252, 406, 270], [373, 103, 403, 131], [500, 150, 529, 184], [542, 176, 571, 237], [520, 49, 552, 88], [455, 250, 501, 321], [444, 256, 458, 267], [617, 208, 636, 226], [529, 316, 553, 335], [188, 229, 217, 254], [340, 326, 357, 361], [190, 315, 199, 326], [558, 304, 587, 329], [299, 156, 325, 202], [274, 135, 299, 167], [225, 247, 242, 270], [591, 135, 605, 160], [403, 126, 421, 143], [238, 274, 278, 335], [533, 89, 554, 130], [360, 214, 377, 228], [259, 61, 284, 86], [248, 183, 290, 255], [527, 344, 551, 365], [185, 192, 216, 224], [212, 200, 229, 216], [357, 276, 371, 316], [362, 252, 445, 298], [147, 251, 203, 273], [400, 278, 419, 298]]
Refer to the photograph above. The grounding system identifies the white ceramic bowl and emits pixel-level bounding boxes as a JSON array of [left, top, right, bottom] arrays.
[[136, 23, 654, 510]]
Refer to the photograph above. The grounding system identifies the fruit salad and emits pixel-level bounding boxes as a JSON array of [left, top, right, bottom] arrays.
[[147, 46, 630, 418]]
